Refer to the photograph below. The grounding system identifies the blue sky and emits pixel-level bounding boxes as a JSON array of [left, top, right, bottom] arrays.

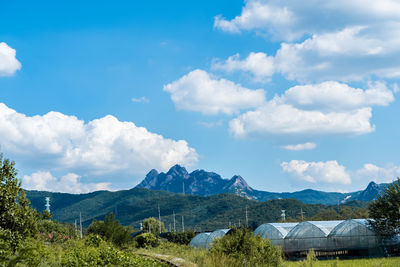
[[1, 0, 400, 193]]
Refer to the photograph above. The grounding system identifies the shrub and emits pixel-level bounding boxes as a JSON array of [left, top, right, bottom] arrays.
[[87, 213, 133, 247], [134, 232, 160, 248], [211, 227, 282, 266], [143, 217, 166, 236], [166, 231, 196, 245]]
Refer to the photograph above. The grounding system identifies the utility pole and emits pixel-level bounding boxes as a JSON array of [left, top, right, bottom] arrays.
[[299, 208, 305, 221], [79, 212, 83, 239], [158, 204, 162, 234], [74, 219, 77, 235], [173, 211, 176, 232], [182, 216, 184, 232], [238, 219, 241, 228]]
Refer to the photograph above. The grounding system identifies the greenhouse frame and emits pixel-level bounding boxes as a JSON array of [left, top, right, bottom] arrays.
[[189, 219, 400, 258]]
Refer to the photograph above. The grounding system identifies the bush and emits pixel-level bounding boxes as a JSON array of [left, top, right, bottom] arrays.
[[134, 232, 160, 248], [166, 231, 196, 245], [211, 227, 282, 266], [143, 217, 166, 236], [87, 213, 133, 247]]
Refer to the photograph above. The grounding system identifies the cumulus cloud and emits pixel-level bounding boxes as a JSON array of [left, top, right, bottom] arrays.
[[282, 142, 316, 151], [354, 163, 400, 184], [214, 0, 400, 41], [228, 80, 391, 138], [230, 101, 373, 138], [281, 160, 351, 185], [0, 42, 21, 76], [163, 69, 266, 115], [0, 103, 198, 175], [214, 1, 400, 82], [22, 171, 111, 194], [212, 52, 275, 82], [279, 81, 394, 111]]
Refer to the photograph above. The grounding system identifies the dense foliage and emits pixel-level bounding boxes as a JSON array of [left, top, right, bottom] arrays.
[[26, 189, 370, 231], [134, 232, 160, 248], [87, 213, 133, 247], [143, 217, 166, 235], [211, 227, 282, 266], [0, 154, 38, 250], [369, 178, 400, 236], [165, 230, 196, 245]]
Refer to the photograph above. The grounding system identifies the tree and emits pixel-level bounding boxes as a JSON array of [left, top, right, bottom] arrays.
[[87, 213, 133, 247], [211, 227, 282, 266], [369, 178, 400, 236], [143, 217, 165, 236], [0, 154, 38, 249]]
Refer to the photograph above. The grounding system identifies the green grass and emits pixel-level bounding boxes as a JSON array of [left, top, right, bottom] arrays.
[[139, 242, 400, 267], [283, 257, 400, 267]]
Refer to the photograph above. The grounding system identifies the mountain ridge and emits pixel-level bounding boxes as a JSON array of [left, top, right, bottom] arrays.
[[136, 165, 388, 205]]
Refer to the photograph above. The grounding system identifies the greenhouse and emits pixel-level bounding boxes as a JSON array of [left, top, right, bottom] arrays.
[[205, 229, 231, 248], [283, 221, 343, 253], [254, 223, 298, 247], [189, 232, 211, 248], [327, 219, 380, 252], [189, 229, 231, 249]]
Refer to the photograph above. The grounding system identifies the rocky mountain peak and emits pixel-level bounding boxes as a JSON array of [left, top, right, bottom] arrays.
[[166, 164, 189, 178]]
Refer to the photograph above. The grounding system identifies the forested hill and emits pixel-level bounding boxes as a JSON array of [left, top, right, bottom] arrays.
[[25, 188, 368, 231]]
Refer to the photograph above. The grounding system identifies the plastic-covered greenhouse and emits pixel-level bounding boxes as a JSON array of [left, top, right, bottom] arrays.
[[327, 219, 380, 251], [284, 221, 343, 253], [189, 219, 400, 258], [189, 229, 231, 249], [205, 229, 231, 248], [189, 232, 211, 248], [254, 223, 298, 247]]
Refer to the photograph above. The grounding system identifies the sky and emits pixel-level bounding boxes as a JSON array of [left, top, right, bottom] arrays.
[[1, 0, 400, 194]]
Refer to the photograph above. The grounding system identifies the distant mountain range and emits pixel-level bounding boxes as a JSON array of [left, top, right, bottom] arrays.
[[136, 165, 387, 205], [24, 189, 365, 231]]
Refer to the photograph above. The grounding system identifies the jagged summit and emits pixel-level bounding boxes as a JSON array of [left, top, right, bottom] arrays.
[[136, 165, 253, 197], [136, 165, 387, 204]]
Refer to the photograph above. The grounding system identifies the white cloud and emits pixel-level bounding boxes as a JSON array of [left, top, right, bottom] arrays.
[[214, 0, 400, 41], [212, 52, 275, 82], [281, 160, 351, 185], [0, 42, 21, 76], [282, 142, 316, 151], [163, 69, 266, 115], [230, 101, 373, 138], [22, 171, 111, 194], [131, 96, 149, 103], [228, 80, 395, 138], [215, 1, 400, 82], [354, 163, 400, 184], [279, 81, 394, 111], [0, 103, 198, 175]]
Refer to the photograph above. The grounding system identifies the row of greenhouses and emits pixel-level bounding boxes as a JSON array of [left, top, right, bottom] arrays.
[[190, 219, 389, 257]]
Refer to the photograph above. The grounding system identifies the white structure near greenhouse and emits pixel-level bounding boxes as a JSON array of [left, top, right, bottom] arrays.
[[190, 219, 395, 258]]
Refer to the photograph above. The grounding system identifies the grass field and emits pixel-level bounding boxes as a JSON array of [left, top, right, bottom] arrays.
[[284, 257, 400, 267], [135, 243, 400, 267]]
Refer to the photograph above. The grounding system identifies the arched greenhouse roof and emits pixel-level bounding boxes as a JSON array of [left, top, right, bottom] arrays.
[[254, 223, 299, 240], [286, 221, 343, 239], [329, 219, 375, 237], [205, 229, 231, 248], [189, 232, 211, 248]]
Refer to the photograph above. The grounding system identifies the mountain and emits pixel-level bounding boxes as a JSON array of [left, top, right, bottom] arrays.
[[136, 165, 387, 205], [347, 181, 386, 202], [25, 188, 365, 231]]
